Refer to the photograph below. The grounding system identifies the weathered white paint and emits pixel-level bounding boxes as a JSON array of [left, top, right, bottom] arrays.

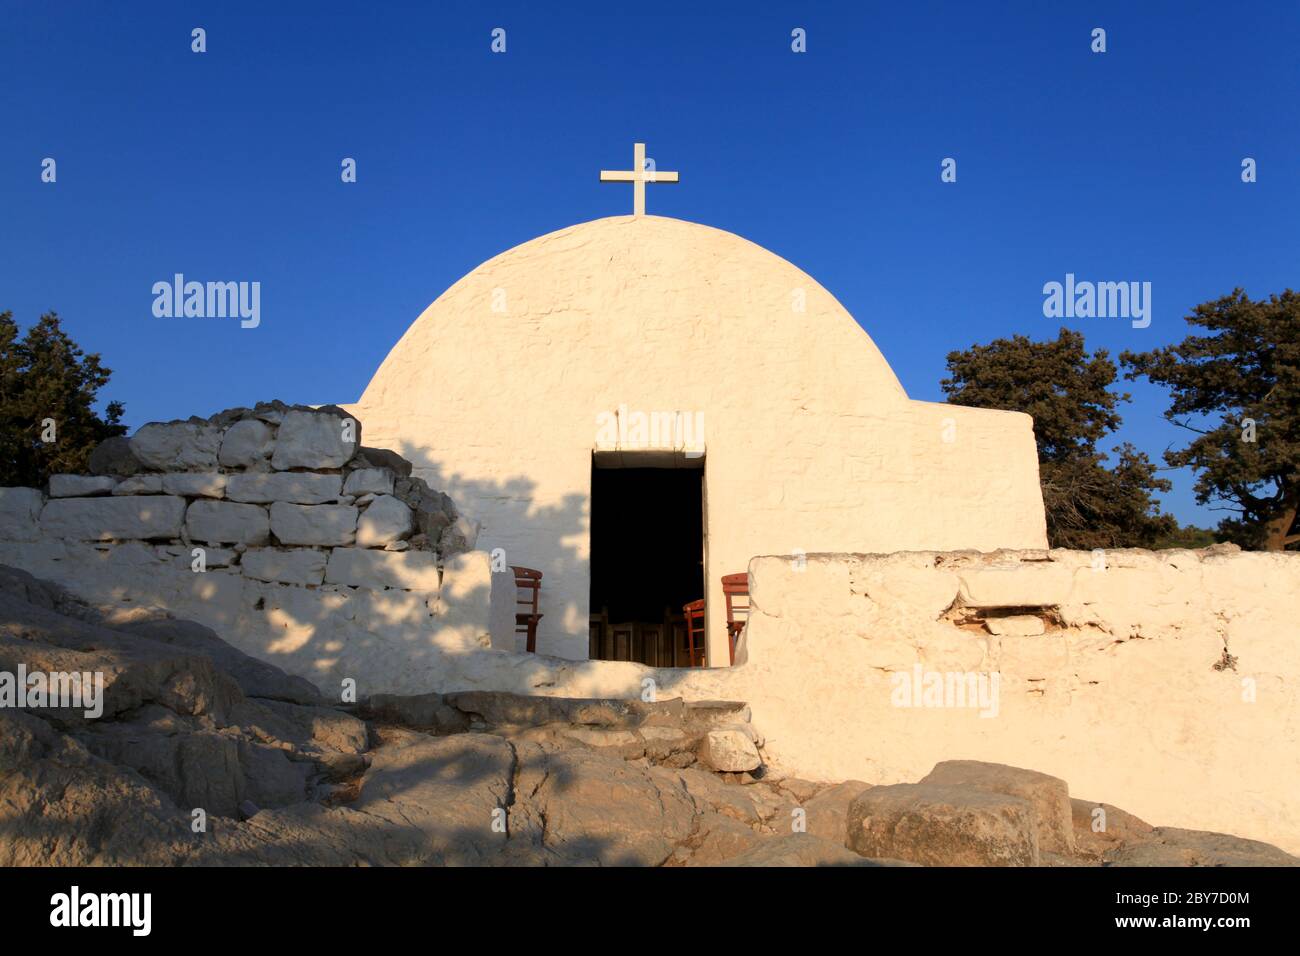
[[346, 215, 1048, 662]]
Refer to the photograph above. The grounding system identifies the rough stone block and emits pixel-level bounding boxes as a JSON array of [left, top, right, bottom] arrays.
[[240, 547, 327, 586], [921, 760, 1074, 855], [112, 475, 163, 495], [357, 446, 412, 477], [185, 500, 270, 546], [324, 547, 441, 591], [271, 409, 359, 470], [699, 728, 761, 773], [846, 783, 1040, 866], [129, 422, 223, 470], [356, 495, 412, 547], [48, 475, 117, 497], [0, 487, 44, 541], [161, 473, 227, 498], [88, 435, 143, 476], [42, 495, 187, 541], [225, 472, 342, 505], [344, 467, 395, 497], [270, 502, 357, 546], [438, 515, 480, 555], [218, 419, 275, 467]]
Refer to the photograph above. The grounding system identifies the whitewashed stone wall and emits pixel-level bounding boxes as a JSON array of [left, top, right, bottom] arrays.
[[0, 402, 494, 695]]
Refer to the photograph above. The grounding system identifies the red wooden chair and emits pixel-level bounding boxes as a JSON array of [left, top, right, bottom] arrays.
[[721, 572, 749, 665], [682, 598, 707, 668], [511, 566, 543, 652]]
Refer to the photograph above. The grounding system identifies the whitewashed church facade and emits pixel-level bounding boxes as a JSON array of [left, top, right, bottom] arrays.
[[347, 149, 1047, 664]]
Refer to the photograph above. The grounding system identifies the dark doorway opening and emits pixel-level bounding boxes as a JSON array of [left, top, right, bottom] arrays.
[[589, 465, 704, 666]]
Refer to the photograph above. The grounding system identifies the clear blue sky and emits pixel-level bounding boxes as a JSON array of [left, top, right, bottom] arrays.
[[3, 1, 1297, 526]]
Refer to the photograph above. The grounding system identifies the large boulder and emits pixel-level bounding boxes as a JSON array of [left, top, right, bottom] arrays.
[[922, 760, 1074, 855], [801, 780, 873, 843], [846, 783, 1040, 866], [1102, 827, 1300, 867]]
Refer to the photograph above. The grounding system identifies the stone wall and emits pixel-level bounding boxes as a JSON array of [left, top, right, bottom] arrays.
[[0, 402, 494, 693], [2, 430, 1296, 853]]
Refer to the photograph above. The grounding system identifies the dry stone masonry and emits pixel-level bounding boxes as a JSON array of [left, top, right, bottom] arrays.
[[0, 401, 490, 694]]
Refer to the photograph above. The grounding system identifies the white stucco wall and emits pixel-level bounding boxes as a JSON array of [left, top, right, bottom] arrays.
[[346, 215, 1048, 663]]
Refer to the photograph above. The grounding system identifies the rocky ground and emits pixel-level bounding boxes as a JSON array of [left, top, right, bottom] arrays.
[[0, 564, 1294, 867]]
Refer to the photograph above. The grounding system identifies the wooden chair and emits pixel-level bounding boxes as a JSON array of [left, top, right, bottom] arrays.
[[682, 598, 707, 668], [511, 566, 543, 652], [721, 572, 750, 665]]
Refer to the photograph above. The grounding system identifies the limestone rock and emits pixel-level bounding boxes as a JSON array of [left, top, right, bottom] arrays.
[[130, 421, 223, 471], [270, 502, 357, 547], [802, 780, 873, 843], [922, 760, 1075, 854], [700, 728, 761, 773], [112, 475, 163, 495], [226, 472, 342, 505], [356, 494, 413, 547], [161, 472, 227, 498], [725, 834, 915, 867], [48, 474, 116, 497], [324, 547, 440, 591], [110, 615, 321, 705], [218, 419, 274, 468], [846, 783, 1040, 866], [509, 745, 698, 866], [1102, 827, 1300, 867], [438, 515, 480, 555], [88, 436, 143, 476], [240, 547, 327, 586], [351, 732, 516, 865], [357, 446, 413, 477], [366, 692, 471, 734], [344, 467, 395, 497], [271, 408, 360, 470], [42, 495, 187, 541], [1070, 798, 1155, 859], [0, 487, 43, 541], [185, 500, 270, 546]]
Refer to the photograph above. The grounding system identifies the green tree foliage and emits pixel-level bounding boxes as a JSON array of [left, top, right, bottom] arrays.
[[1122, 289, 1299, 551], [0, 311, 126, 487], [942, 328, 1175, 549]]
